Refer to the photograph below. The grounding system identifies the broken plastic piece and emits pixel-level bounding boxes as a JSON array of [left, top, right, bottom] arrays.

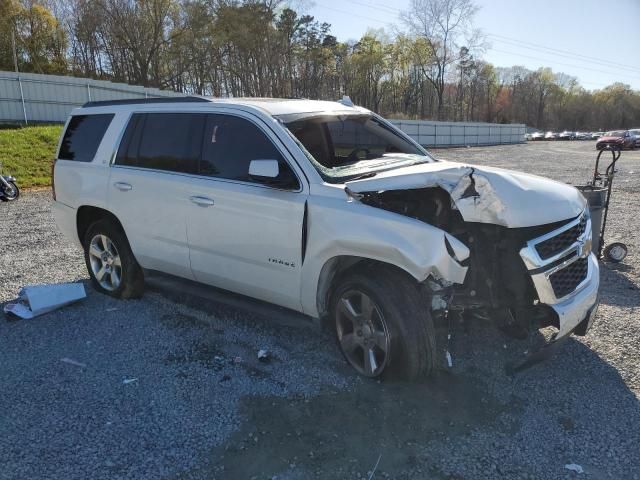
[[60, 357, 87, 368], [4, 283, 86, 319], [445, 350, 453, 368], [565, 463, 584, 474], [122, 378, 138, 385], [257, 349, 269, 362]]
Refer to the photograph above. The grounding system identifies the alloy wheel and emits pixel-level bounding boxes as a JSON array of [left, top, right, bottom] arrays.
[[335, 289, 390, 377], [88, 234, 122, 291]]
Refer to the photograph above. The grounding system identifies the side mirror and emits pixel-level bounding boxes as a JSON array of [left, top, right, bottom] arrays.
[[249, 159, 279, 180]]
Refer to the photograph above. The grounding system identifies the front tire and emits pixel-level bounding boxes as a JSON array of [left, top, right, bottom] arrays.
[[330, 266, 435, 381], [1, 181, 19, 201], [83, 218, 144, 298]]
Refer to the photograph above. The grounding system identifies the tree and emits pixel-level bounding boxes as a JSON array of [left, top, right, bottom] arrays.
[[0, 0, 67, 74], [401, 0, 480, 119], [6, 0, 637, 129], [0, 0, 22, 71]]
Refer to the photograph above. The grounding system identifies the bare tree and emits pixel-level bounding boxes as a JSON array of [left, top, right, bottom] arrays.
[[401, 0, 480, 119]]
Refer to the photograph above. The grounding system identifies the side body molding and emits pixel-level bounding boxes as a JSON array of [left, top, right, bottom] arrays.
[[299, 196, 469, 317]]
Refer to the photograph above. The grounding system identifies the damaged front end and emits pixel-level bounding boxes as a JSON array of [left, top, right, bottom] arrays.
[[346, 162, 600, 368]]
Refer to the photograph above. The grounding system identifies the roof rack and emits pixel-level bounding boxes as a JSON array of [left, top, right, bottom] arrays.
[[82, 96, 210, 108]]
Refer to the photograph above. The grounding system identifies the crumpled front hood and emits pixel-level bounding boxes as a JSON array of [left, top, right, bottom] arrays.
[[345, 160, 586, 228]]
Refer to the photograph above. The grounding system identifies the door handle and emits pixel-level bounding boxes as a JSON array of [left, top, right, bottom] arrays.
[[114, 182, 132, 191], [190, 195, 215, 207]]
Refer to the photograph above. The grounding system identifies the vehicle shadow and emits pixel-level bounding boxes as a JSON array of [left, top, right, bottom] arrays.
[[178, 321, 640, 480]]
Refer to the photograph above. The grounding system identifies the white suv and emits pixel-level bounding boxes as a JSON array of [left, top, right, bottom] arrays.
[[52, 97, 599, 379]]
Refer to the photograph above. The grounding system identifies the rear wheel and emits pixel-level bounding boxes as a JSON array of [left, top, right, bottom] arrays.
[[331, 267, 435, 381], [83, 219, 144, 298]]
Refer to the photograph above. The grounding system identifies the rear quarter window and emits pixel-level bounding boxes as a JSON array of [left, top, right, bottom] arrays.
[[58, 114, 115, 162]]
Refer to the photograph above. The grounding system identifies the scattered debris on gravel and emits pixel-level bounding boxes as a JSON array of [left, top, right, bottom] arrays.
[[0, 142, 638, 479]]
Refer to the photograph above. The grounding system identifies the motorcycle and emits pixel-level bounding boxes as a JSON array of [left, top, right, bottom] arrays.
[[0, 161, 20, 201]]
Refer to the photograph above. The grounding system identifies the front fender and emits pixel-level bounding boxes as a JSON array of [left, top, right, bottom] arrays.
[[300, 196, 469, 317]]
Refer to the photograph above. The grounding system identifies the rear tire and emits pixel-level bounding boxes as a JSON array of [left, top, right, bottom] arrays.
[[83, 218, 144, 298], [330, 266, 435, 381]]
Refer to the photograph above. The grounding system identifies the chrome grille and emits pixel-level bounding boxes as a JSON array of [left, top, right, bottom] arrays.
[[535, 215, 587, 260], [520, 210, 593, 304], [549, 257, 589, 298]]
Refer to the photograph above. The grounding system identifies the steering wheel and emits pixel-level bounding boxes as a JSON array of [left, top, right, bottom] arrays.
[[347, 148, 370, 161]]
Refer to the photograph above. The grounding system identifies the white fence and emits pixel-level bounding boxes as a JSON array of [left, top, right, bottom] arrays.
[[0, 71, 182, 124], [391, 119, 525, 147]]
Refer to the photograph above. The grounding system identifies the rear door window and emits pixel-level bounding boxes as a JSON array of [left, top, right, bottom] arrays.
[[59, 114, 114, 162], [116, 113, 204, 174], [200, 114, 297, 187]]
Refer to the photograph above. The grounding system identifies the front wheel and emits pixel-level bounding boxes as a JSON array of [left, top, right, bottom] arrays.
[[331, 267, 435, 381], [0, 181, 19, 201], [83, 218, 144, 298]]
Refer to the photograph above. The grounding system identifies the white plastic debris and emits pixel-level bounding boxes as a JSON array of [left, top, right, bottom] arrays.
[[60, 357, 87, 368], [4, 283, 86, 319], [445, 350, 453, 368], [257, 349, 269, 361], [122, 378, 138, 385], [565, 463, 584, 474]]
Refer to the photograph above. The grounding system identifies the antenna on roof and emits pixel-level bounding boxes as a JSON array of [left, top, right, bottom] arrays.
[[338, 95, 354, 107]]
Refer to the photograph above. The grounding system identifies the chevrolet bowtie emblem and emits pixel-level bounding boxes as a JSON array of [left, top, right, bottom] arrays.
[[578, 238, 591, 258]]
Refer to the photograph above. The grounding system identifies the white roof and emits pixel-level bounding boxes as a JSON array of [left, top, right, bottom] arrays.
[[206, 97, 368, 116]]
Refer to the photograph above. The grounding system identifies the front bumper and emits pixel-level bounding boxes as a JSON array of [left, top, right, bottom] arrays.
[[549, 253, 599, 337]]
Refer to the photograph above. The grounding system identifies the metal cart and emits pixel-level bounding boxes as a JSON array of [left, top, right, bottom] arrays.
[[576, 147, 627, 263]]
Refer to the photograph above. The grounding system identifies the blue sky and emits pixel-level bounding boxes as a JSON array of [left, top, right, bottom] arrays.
[[303, 0, 640, 90]]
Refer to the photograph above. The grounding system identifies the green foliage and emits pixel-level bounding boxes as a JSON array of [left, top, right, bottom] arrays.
[[0, 0, 68, 74], [0, 125, 62, 187]]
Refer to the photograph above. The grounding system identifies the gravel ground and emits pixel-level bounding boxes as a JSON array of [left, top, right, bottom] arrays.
[[0, 141, 639, 479]]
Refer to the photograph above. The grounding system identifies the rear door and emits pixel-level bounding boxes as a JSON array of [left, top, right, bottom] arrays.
[[186, 112, 308, 311], [107, 112, 204, 279]]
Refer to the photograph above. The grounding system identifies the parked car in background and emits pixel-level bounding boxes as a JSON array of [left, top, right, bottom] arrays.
[[51, 96, 600, 380], [559, 131, 576, 140], [531, 132, 545, 140], [525, 133, 532, 141], [575, 132, 591, 140], [629, 129, 640, 148], [591, 132, 603, 140], [544, 131, 559, 140], [596, 130, 636, 150]]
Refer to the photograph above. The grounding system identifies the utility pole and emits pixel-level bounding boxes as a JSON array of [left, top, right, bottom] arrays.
[[11, 27, 19, 73]]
